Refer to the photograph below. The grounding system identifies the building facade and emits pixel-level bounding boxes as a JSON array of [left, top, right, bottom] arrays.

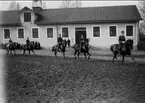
[[0, 3, 142, 49]]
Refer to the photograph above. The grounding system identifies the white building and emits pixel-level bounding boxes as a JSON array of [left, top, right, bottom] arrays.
[[0, 0, 142, 49]]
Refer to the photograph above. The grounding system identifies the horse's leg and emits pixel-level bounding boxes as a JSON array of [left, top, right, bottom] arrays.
[[74, 50, 77, 60], [32, 50, 35, 55], [84, 53, 87, 59], [54, 51, 57, 58], [122, 55, 125, 65], [87, 52, 91, 59], [112, 53, 116, 64], [63, 52, 65, 59], [7, 49, 9, 55], [13, 49, 16, 55], [77, 51, 80, 59], [29, 50, 30, 55], [128, 54, 137, 65], [23, 50, 26, 55], [115, 52, 120, 64], [23, 50, 25, 55]]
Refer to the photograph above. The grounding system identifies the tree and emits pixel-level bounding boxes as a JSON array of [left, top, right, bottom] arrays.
[[138, 1, 145, 34], [42, 2, 46, 9], [60, 0, 82, 8], [9, 0, 21, 10], [60, 0, 72, 8], [16, 3, 21, 10], [72, 0, 82, 8], [9, 0, 17, 10]]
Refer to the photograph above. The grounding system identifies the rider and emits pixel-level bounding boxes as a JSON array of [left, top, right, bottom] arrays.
[[57, 34, 63, 52], [26, 37, 30, 49], [9, 37, 13, 44], [80, 35, 86, 51], [118, 31, 126, 54], [8, 37, 13, 47]]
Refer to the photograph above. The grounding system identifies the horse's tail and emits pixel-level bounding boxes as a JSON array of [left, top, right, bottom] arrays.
[[110, 45, 114, 52], [52, 46, 54, 52], [52, 45, 56, 52], [72, 44, 77, 49]]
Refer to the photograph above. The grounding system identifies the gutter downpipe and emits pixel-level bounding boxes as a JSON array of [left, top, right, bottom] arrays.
[[56, 24, 59, 44]]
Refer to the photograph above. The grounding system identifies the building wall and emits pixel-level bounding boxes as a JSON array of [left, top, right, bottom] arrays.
[[0, 22, 139, 49], [57, 22, 138, 49]]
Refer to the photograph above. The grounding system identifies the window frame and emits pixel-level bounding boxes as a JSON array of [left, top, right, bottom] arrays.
[[24, 12, 31, 22], [46, 27, 54, 39], [125, 24, 134, 37], [3, 28, 11, 40], [17, 27, 25, 40], [92, 25, 101, 38], [61, 26, 69, 38], [108, 25, 118, 38], [31, 27, 39, 39]]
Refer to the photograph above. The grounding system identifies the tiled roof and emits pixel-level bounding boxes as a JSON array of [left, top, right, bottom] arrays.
[[0, 10, 21, 26], [0, 5, 142, 26]]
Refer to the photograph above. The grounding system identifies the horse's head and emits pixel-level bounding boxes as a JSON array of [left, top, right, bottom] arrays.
[[125, 39, 134, 50]]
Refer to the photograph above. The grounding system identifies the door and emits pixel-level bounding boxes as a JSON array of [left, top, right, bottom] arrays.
[[75, 27, 86, 44]]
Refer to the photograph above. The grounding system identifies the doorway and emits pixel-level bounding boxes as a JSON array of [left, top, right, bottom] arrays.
[[75, 27, 86, 44]]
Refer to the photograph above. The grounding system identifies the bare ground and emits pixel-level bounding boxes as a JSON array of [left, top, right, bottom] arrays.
[[0, 48, 145, 103]]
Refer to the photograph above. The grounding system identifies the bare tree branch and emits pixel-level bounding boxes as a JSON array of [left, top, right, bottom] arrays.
[[9, 0, 21, 10], [60, 0, 82, 8]]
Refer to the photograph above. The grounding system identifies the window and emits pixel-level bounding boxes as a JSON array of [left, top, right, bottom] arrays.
[[109, 26, 117, 37], [126, 25, 133, 36], [93, 26, 100, 37], [62, 27, 68, 37], [4, 29, 10, 39], [24, 12, 31, 22], [18, 28, 24, 39], [47, 28, 53, 38], [32, 28, 39, 38]]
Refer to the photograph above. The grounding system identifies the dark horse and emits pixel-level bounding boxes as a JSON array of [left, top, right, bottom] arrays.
[[110, 39, 137, 65], [21, 43, 35, 55], [5, 43, 16, 55], [73, 42, 90, 59], [52, 40, 66, 58]]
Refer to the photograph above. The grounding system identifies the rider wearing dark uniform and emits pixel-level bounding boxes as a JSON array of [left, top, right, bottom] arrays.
[[57, 34, 63, 52], [26, 37, 30, 49], [80, 35, 86, 51], [8, 37, 13, 47], [9, 37, 13, 44], [118, 31, 126, 54]]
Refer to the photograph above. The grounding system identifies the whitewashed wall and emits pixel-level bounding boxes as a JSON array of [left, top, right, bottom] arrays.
[[0, 22, 139, 49]]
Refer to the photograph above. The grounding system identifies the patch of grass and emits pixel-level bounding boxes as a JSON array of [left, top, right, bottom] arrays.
[[4, 55, 145, 103]]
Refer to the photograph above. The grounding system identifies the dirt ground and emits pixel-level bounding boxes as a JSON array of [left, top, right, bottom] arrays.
[[0, 48, 145, 103]]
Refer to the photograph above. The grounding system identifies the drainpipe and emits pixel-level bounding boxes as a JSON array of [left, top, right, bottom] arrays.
[[56, 25, 58, 44]]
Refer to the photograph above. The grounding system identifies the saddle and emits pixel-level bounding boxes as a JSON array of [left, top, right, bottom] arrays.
[[81, 44, 88, 51]]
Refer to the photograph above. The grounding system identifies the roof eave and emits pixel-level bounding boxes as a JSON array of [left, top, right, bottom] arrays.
[[34, 20, 142, 25], [0, 23, 21, 26]]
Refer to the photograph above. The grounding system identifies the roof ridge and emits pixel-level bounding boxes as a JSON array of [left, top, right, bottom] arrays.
[[0, 5, 136, 12], [41, 5, 137, 11]]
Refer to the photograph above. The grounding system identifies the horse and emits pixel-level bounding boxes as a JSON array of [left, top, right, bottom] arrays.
[[21, 43, 35, 55], [73, 42, 90, 60], [110, 39, 137, 65], [5, 42, 16, 55], [52, 40, 66, 58]]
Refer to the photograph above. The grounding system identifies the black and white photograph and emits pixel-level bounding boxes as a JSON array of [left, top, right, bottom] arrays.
[[0, 0, 145, 103]]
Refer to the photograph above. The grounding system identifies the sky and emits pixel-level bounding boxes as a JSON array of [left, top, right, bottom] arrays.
[[0, 1, 139, 11]]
